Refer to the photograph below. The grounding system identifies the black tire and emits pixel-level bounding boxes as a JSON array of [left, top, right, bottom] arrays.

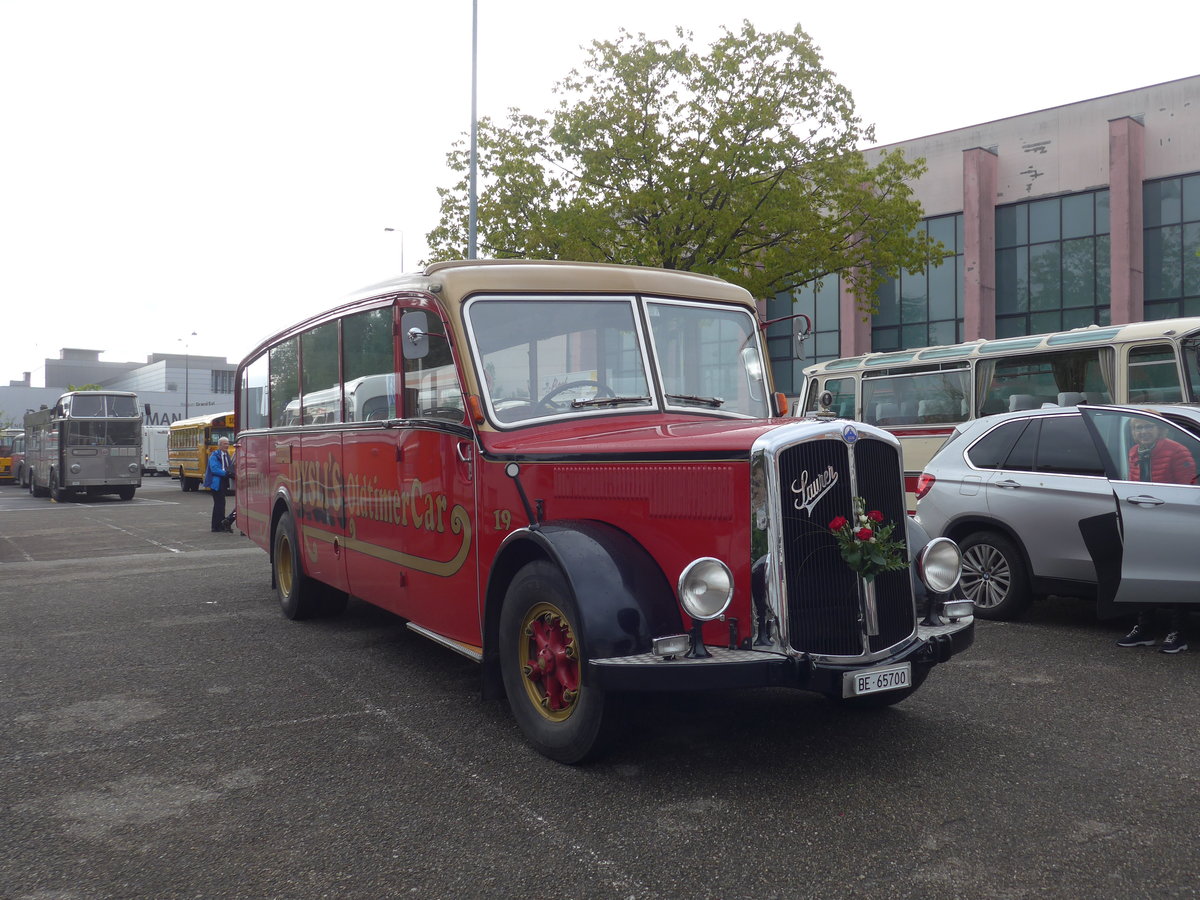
[[499, 560, 615, 764], [272, 511, 317, 620], [179, 469, 189, 491], [49, 469, 65, 503], [958, 531, 1031, 620], [116, 486, 135, 501]]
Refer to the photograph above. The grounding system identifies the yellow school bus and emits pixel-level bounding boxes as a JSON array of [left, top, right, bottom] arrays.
[[168, 411, 235, 491]]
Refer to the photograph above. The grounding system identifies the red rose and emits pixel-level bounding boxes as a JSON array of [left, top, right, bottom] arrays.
[[867, 510, 884, 523], [855, 527, 874, 541], [828, 516, 848, 531]]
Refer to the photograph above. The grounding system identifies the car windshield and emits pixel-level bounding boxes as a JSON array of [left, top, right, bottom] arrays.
[[466, 296, 769, 425]]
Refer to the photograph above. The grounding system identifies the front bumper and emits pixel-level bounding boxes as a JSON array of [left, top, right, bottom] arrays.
[[588, 618, 974, 695]]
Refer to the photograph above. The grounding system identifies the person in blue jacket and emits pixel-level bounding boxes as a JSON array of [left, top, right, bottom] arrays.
[[202, 436, 234, 532]]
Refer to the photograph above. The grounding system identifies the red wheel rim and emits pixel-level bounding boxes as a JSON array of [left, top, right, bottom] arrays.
[[518, 601, 581, 722]]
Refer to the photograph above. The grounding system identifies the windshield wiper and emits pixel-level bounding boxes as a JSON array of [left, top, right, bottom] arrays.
[[666, 393, 725, 408], [570, 396, 652, 409]]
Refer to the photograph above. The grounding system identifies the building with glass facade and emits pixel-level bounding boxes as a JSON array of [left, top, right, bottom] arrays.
[[767, 75, 1200, 397]]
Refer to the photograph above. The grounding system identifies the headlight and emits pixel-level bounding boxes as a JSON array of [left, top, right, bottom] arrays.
[[69, 464, 81, 474], [128, 463, 139, 473], [678, 557, 733, 621], [918, 537, 962, 594]]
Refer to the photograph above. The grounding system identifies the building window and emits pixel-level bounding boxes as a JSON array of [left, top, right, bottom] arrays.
[[1143, 174, 1200, 320], [211, 370, 235, 394], [766, 276, 840, 395], [872, 213, 964, 352], [995, 189, 1110, 338]]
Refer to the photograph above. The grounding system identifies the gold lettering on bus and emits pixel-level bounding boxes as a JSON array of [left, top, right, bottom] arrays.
[[283, 453, 469, 577]]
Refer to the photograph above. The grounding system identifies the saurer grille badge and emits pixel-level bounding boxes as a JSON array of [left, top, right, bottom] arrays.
[[841, 424, 859, 444], [791, 465, 839, 517]]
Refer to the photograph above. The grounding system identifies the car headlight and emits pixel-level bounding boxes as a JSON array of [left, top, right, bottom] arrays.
[[70, 464, 81, 474], [918, 537, 962, 594], [678, 557, 733, 621]]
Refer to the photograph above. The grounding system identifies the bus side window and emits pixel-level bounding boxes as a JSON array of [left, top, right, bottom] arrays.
[[343, 308, 397, 422], [402, 310, 464, 422], [300, 320, 342, 425], [1128, 343, 1183, 403]]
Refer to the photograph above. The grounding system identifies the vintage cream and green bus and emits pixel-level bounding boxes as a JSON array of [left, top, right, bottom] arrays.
[[798, 317, 1200, 506]]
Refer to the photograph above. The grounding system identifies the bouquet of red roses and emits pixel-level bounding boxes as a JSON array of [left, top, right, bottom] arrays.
[[828, 497, 908, 582]]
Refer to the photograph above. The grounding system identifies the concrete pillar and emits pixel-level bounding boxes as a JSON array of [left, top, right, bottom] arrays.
[[1108, 117, 1145, 324], [839, 274, 873, 357], [962, 147, 998, 340]]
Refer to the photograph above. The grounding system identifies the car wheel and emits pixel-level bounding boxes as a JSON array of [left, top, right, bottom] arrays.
[[179, 469, 189, 491], [499, 560, 615, 764], [117, 486, 135, 501], [958, 531, 1031, 620], [273, 511, 316, 620]]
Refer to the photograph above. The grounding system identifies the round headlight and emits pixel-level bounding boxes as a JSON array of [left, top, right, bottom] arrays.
[[918, 537, 962, 594], [69, 464, 81, 474], [678, 557, 734, 621]]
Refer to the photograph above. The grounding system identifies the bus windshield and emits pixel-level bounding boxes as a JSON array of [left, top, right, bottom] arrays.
[[467, 296, 768, 425], [69, 394, 139, 418], [67, 421, 140, 447]]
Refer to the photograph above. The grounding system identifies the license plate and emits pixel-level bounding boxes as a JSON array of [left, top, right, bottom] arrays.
[[843, 662, 911, 697]]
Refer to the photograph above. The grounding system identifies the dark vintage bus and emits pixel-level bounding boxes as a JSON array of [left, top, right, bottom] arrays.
[[234, 260, 973, 762]]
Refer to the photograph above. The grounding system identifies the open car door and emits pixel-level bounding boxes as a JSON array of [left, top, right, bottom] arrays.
[[1079, 406, 1200, 612]]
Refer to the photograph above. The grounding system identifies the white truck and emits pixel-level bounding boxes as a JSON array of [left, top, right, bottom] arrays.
[[141, 425, 170, 476]]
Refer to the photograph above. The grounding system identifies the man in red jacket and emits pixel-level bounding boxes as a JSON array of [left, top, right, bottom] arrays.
[[1117, 420, 1196, 653], [1125, 420, 1196, 485]]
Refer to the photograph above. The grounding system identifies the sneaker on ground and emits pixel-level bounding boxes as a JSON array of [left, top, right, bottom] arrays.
[[1116, 625, 1156, 647], [1159, 632, 1188, 654]]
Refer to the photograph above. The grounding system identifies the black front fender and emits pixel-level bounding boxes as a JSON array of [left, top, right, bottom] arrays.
[[481, 521, 684, 697]]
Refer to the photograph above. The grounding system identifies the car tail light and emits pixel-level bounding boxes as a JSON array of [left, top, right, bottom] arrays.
[[915, 472, 936, 499]]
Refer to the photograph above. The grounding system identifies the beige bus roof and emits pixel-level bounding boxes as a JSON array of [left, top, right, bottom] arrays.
[[346, 259, 755, 308]]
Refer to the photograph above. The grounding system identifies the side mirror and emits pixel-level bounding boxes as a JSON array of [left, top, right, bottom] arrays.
[[401, 311, 431, 360]]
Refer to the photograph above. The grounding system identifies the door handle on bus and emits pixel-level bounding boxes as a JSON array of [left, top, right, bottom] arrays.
[[993, 479, 1022, 489], [1125, 494, 1165, 507]]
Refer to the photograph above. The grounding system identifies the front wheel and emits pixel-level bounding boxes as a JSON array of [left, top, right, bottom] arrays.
[[116, 486, 135, 501], [958, 531, 1031, 620], [273, 511, 317, 620], [49, 469, 65, 503], [499, 561, 615, 764]]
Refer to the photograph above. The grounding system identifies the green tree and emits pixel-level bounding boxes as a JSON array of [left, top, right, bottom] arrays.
[[68, 383, 104, 391], [428, 21, 944, 314]]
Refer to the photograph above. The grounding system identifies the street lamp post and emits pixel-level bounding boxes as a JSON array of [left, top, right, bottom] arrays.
[[179, 331, 197, 418], [468, 0, 478, 259], [383, 227, 405, 271]]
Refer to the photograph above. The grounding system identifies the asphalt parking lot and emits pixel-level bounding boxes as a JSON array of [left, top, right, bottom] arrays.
[[2, 476, 1198, 899]]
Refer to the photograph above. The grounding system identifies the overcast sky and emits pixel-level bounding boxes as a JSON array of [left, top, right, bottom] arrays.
[[2, 1, 1195, 387]]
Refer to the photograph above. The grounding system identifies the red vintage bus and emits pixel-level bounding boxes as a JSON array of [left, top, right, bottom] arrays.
[[234, 260, 973, 762]]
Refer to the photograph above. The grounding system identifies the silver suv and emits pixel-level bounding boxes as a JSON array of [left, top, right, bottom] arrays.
[[915, 404, 1200, 619]]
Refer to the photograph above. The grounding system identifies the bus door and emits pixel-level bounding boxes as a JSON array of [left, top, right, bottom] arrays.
[[1079, 407, 1200, 611], [290, 323, 350, 594], [295, 426, 350, 595], [391, 308, 478, 645]]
